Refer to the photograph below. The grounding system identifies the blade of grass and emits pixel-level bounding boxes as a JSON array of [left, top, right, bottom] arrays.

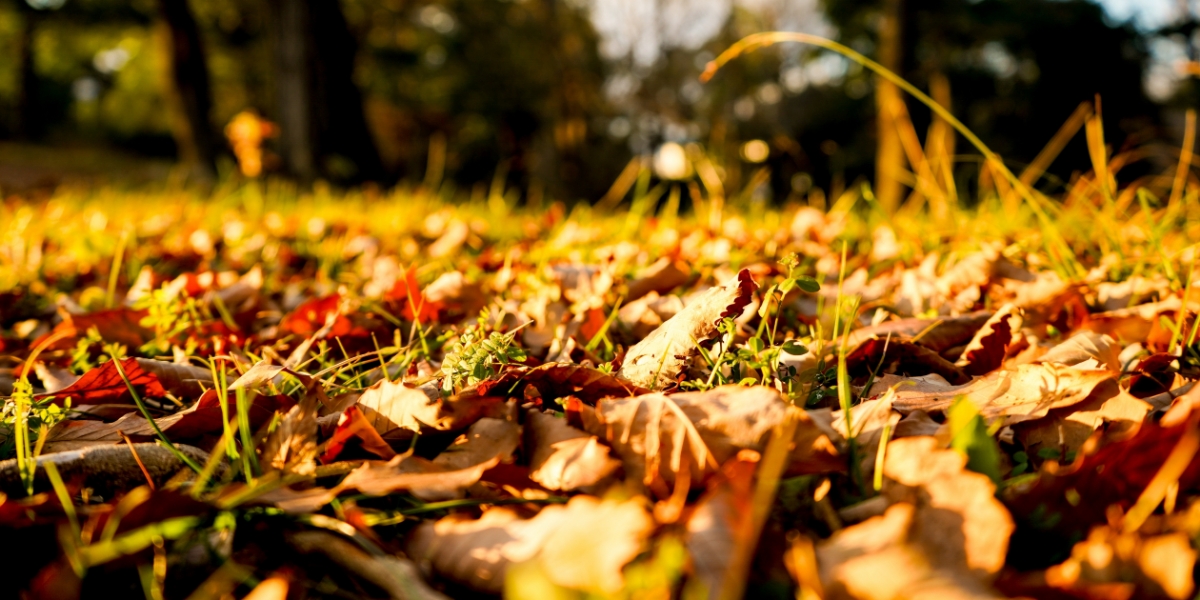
[[702, 32, 1083, 280], [110, 354, 203, 474]]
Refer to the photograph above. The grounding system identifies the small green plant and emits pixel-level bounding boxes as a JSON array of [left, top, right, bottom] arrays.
[[70, 326, 127, 374], [1, 378, 71, 491], [441, 320, 527, 393], [135, 287, 207, 354]]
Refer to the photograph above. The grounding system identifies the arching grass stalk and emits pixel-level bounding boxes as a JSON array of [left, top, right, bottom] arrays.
[[701, 32, 1083, 280], [109, 355, 203, 474]]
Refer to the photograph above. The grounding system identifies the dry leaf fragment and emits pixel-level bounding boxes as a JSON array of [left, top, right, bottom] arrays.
[[578, 385, 841, 493], [525, 409, 620, 492], [133, 358, 214, 399], [845, 312, 992, 354], [881, 437, 1014, 577], [1037, 331, 1121, 370], [617, 269, 756, 389], [407, 496, 653, 595], [626, 257, 691, 302], [881, 362, 1116, 425], [955, 304, 1022, 376], [814, 437, 1013, 600], [356, 378, 501, 438], [684, 452, 758, 599], [36, 357, 167, 414]]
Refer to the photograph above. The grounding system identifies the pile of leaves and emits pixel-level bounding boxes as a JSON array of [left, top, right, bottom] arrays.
[[2, 169, 1200, 599]]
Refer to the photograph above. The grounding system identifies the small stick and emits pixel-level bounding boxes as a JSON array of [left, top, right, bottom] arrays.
[[119, 431, 156, 491]]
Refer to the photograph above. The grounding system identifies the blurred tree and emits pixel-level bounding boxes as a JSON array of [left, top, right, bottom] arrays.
[[820, 0, 1157, 193], [267, 0, 382, 182], [13, 0, 40, 139], [158, 0, 217, 178]]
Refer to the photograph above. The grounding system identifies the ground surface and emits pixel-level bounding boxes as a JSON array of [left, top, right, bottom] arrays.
[[0, 169, 1198, 599]]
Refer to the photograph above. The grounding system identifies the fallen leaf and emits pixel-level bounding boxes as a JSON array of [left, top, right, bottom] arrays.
[[1037, 331, 1121, 370], [814, 437, 1013, 600], [525, 409, 620, 492], [578, 385, 842, 494], [36, 358, 168, 416], [617, 269, 756, 389], [845, 338, 971, 385], [626, 257, 691, 302], [1005, 385, 1200, 543], [33, 307, 153, 352], [407, 496, 653, 595], [1012, 379, 1151, 459], [261, 380, 322, 476], [318, 405, 398, 462], [881, 436, 1014, 576], [956, 304, 1022, 376], [684, 451, 758, 599], [356, 378, 502, 438], [817, 505, 1007, 600], [469, 363, 649, 405], [880, 362, 1117, 425], [845, 312, 992, 354]]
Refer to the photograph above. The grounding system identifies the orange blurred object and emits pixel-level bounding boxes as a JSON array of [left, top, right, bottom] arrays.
[[224, 110, 278, 177]]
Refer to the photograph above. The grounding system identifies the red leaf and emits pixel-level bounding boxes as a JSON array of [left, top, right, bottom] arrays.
[[33, 307, 152, 354], [37, 358, 166, 408], [319, 405, 397, 463], [161, 389, 296, 440]]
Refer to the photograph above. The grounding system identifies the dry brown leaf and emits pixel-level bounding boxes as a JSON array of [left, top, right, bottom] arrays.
[[578, 385, 841, 493], [626, 257, 691, 302], [1082, 296, 1184, 346], [1013, 379, 1152, 459], [816, 503, 1005, 600], [1037, 331, 1121, 370], [406, 496, 653, 595], [356, 378, 500, 438], [33, 362, 76, 393], [880, 362, 1117, 425], [345, 417, 518, 500], [525, 409, 620, 492], [845, 338, 971, 385], [684, 452, 757, 599], [882, 437, 1014, 576], [815, 437, 1013, 600], [956, 304, 1022, 376], [845, 312, 992, 354], [133, 358, 214, 399], [261, 380, 322, 476], [617, 269, 756, 389]]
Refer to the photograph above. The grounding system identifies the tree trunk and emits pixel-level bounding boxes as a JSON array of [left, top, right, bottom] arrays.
[[270, 0, 317, 181], [874, 0, 906, 213], [268, 0, 383, 182], [158, 0, 217, 178], [308, 0, 383, 181]]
